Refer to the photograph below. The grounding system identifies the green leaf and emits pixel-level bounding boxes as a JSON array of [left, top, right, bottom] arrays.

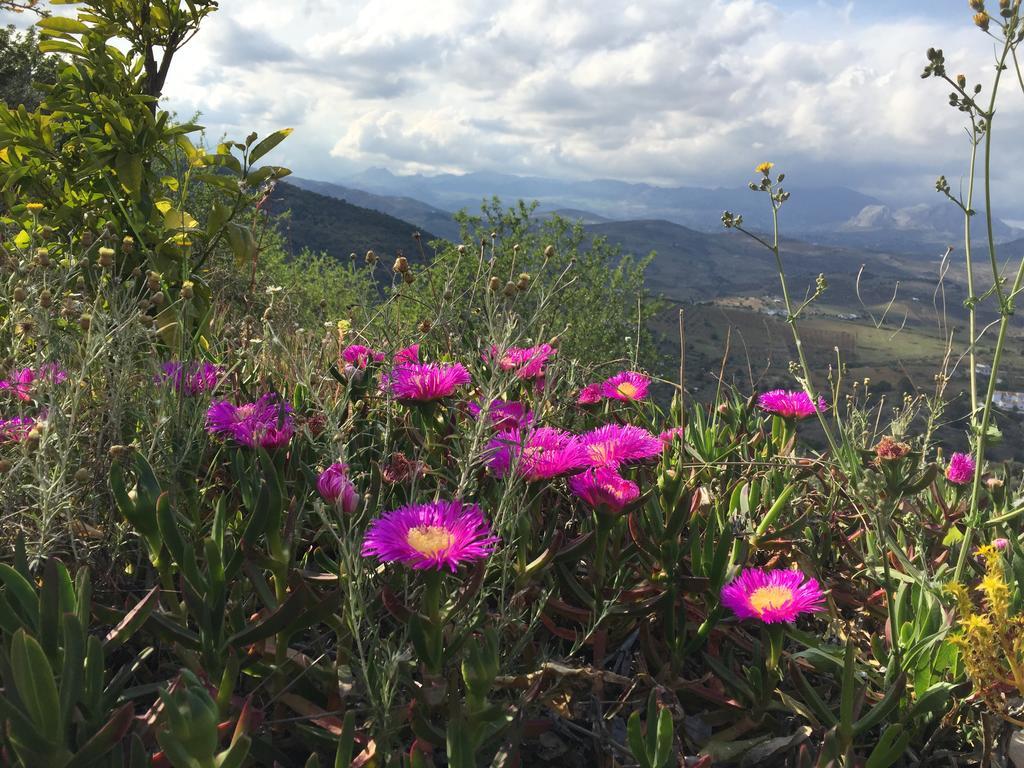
[[0, 564, 40, 632], [64, 703, 135, 768], [36, 16, 89, 34], [248, 128, 292, 165], [10, 629, 62, 733], [115, 151, 143, 199], [103, 585, 160, 652]]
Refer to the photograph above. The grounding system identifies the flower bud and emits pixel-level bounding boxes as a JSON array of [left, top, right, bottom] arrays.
[[147, 271, 161, 292], [151, 291, 165, 307], [13, 286, 27, 302], [39, 290, 52, 308], [957, 73, 967, 88], [80, 231, 94, 247], [393, 255, 409, 273], [502, 281, 517, 297], [26, 202, 44, 213], [121, 236, 134, 254], [543, 245, 555, 259], [419, 319, 432, 333], [365, 249, 377, 264], [457, 244, 466, 254], [974, 10, 990, 29], [0, 459, 10, 474], [317, 463, 360, 514], [488, 276, 501, 292], [180, 281, 194, 300], [74, 467, 90, 483], [516, 272, 530, 290], [35, 248, 50, 267], [403, 270, 415, 284], [78, 313, 92, 331], [98, 247, 114, 268]]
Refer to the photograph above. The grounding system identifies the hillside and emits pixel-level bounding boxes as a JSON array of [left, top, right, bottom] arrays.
[[265, 182, 440, 263]]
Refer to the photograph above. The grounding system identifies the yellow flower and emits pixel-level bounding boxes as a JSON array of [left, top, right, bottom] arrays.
[[756, 162, 774, 175], [26, 202, 44, 213]]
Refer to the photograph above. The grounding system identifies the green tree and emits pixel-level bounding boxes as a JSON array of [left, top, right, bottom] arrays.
[[0, 26, 58, 111]]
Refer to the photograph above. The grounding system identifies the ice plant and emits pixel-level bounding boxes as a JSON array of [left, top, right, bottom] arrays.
[[0, 364, 67, 401], [394, 344, 420, 364], [946, 452, 976, 486], [206, 394, 294, 449], [486, 427, 588, 481], [342, 344, 385, 369], [388, 362, 471, 402], [467, 399, 532, 431], [488, 343, 554, 380], [361, 500, 498, 572], [317, 462, 359, 514], [0, 416, 35, 443], [577, 383, 603, 405], [757, 389, 826, 420], [568, 467, 639, 513], [602, 371, 650, 402], [658, 427, 686, 444], [580, 424, 663, 469], [721, 568, 825, 624], [156, 361, 221, 396]]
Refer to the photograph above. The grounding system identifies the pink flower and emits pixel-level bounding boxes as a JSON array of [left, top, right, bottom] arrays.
[[946, 452, 975, 486], [342, 344, 385, 369], [206, 394, 294, 449], [568, 467, 639, 513], [361, 500, 498, 572], [156, 361, 221, 396], [658, 427, 686, 444], [0, 364, 66, 402], [486, 427, 588, 481], [0, 416, 35, 442], [721, 568, 826, 624], [467, 399, 533, 431], [488, 344, 555, 380], [602, 371, 650, 402], [757, 389, 826, 420], [580, 424, 663, 469], [394, 344, 420, 364], [993, 537, 1010, 551], [317, 462, 359, 514], [577, 383, 603, 405], [388, 362, 471, 402]]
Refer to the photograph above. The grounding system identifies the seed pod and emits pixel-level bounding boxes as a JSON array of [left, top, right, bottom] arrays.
[[419, 319, 432, 333], [151, 291, 165, 307], [180, 281, 194, 300], [13, 286, 27, 302], [80, 231, 94, 247], [98, 247, 115, 268], [402, 270, 415, 284], [488, 276, 501, 292], [365, 249, 377, 264], [121, 236, 134, 254], [74, 467, 90, 483], [36, 248, 50, 267], [543, 245, 555, 259], [147, 271, 161, 292], [78, 313, 91, 331], [39, 290, 52, 308], [0, 459, 11, 474], [516, 272, 531, 290], [393, 255, 409, 273], [502, 281, 517, 297]]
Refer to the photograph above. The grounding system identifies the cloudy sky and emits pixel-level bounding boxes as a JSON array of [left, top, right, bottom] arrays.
[[8, 1, 1023, 204]]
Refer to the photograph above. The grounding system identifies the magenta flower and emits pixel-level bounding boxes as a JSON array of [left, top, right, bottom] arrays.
[[721, 568, 826, 624], [757, 389, 826, 420], [946, 452, 975, 486], [361, 499, 498, 572], [486, 427, 588, 481], [580, 424, 663, 469], [488, 344, 555, 380], [156, 361, 221, 396], [394, 344, 420, 364], [568, 467, 639, 513], [206, 393, 294, 449], [467, 399, 533, 431], [388, 362, 471, 402], [317, 462, 359, 514], [577, 383, 603, 405], [0, 416, 35, 443], [342, 344, 385, 369], [658, 427, 686, 444], [993, 537, 1010, 551], [0, 364, 66, 402], [602, 371, 650, 402]]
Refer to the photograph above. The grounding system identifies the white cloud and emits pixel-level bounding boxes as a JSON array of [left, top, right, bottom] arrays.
[[10, 1, 1022, 203]]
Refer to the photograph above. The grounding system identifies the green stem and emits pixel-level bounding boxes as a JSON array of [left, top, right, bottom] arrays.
[[768, 200, 841, 459]]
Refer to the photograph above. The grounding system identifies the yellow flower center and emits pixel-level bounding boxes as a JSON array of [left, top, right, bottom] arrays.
[[406, 525, 453, 557], [587, 442, 613, 464], [616, 382, 639, 400], [749, 585, 794, 615]]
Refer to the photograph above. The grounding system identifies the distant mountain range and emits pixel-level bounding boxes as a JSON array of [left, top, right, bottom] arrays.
[[290, 169, 1021, 255]]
